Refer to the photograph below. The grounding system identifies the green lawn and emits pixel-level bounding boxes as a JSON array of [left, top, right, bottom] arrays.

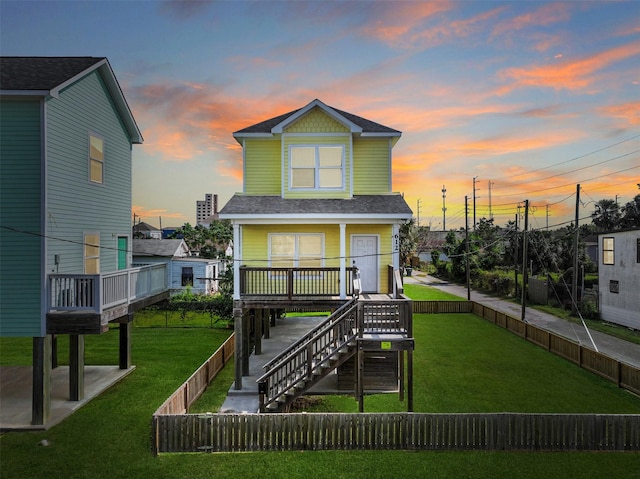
[[2, 306, 640, 478], [403, 283, 466, 301]]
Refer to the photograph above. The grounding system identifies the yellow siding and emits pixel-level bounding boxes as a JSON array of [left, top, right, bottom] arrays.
[[353, 137, 391, 194], [242, 223, 393, 292], [244, 138, 281, 195], [242, 224, 340, 267], [284, 107, 350, 133]]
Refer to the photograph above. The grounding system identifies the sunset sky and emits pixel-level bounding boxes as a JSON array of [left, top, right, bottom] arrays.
[[2, 1, 639, 231]]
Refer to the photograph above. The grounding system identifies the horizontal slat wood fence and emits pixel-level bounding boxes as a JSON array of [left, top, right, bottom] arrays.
[[152, 412, 640, 454]]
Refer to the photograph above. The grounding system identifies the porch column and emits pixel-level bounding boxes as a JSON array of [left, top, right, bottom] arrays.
[[233, 224, 241, 300], [32, 336, 52, 425], [392, 224, 400, 270], [233, 307, 243, 390], [339, 223, 346, 299]]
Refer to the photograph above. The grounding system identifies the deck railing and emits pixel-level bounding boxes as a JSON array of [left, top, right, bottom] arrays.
[[48, 264, 168, 314], [239, 266, 357, 299]]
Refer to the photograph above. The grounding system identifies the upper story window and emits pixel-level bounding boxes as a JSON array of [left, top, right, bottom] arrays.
[[290, 145, 343, 190], [602, 237, 614, 265], [89, 134, 104, 184]]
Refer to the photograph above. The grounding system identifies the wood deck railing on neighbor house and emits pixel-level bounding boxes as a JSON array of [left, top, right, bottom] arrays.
[[239, 266, 357, 299], [48, 264, 168, 314]]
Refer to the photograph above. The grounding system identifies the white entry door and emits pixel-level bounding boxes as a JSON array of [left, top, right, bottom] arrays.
[[351, 235, 378, 293]]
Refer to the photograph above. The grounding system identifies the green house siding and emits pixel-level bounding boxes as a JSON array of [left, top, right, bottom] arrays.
[[244, 138, 280, 195], [0, 98, 45, 336], [45, 71, 132, 275], [353, 137, 391, 194]]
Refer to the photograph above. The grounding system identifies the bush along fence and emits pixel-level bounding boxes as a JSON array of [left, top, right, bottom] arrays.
[[151, 301, 640, 455]]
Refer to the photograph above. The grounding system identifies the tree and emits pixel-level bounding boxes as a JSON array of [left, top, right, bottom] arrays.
[[591, 199, 621, 231], [620, 194, 640, 229], [399, 219, 417, 267], [169, 220, 233, 259]]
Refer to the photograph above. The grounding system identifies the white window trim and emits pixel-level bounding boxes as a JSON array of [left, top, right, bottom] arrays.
[[602, 237, 615, 265], [289, 145, 345, 191]]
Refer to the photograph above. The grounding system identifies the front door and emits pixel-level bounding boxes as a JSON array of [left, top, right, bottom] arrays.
[[351, 235, 378, 293], [117, 237, 128, 270]]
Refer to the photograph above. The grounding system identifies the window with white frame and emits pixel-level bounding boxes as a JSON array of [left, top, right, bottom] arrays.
[[602, 237, 614, 265], [290, 145, 344, 189], [89, 133, 104, 184], [269, 234, 323, 271]]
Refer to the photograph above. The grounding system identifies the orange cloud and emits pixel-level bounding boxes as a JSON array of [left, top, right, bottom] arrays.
[[598, 101, 640, 126], [498, 40, 640, 93], [491, 3, 571, 38], [132, 205, 187, 222]]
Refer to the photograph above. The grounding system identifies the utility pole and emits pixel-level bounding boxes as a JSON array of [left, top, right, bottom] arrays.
[[572, 184, 581, 315], [546, 204, 550, 230], [441, 185, 447, 231], [472, 177, 478, 230], [416, 199, 421, 227], [513, 212, 519, 298], [520, 200, 529, 321], [488, 180, 494, 220], [465, 195, 470, 300]]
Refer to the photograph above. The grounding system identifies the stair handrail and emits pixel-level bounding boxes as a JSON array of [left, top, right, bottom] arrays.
[[262, 297, 358, 372], [256, 300, 359, 411]]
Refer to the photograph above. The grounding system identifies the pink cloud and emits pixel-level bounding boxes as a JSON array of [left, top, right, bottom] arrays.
[[498, 41, 640, 93]]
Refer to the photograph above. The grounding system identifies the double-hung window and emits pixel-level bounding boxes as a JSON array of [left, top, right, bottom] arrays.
[[89, 133, 104, 184], [269, 234, 323, 274], [602, 237, 614, 265], [290, 145, 343, 189]]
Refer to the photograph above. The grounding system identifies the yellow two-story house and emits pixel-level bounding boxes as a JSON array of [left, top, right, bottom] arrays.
[[220, 100, 414, 407], [220, 99, 412, 302]]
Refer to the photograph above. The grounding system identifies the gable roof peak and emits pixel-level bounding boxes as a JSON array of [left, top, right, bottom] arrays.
[[233, 99, 401, 140]]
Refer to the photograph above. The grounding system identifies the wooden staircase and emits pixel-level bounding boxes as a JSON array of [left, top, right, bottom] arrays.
[[256, 298, 359, 412]]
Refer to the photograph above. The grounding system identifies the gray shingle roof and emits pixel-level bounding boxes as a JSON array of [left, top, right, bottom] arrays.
[[0, 57, 105, 91], [132, 239, 188, 257], [219, 194, 413, 217], [234, 99, 400, 135]]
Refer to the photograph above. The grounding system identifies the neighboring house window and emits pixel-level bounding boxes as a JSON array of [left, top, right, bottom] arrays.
[[602, 237, 614, 265], [181, 267, 194, 286], [89, 133, 104, 184], [290, 146, 343, 189], [269, 234, 323, 270], [84, 233, 100, 274]]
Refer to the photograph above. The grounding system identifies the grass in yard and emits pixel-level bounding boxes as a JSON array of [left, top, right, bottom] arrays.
[[2, 309, 640, 478], [403, 283, 465, 301]]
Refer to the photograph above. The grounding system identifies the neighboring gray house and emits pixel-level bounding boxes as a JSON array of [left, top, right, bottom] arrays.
[[598, 229, 640, 330], [132, 239, 221, 295], [0, 57, 169, 426]]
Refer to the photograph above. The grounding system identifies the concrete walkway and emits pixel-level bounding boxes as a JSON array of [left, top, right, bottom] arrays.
[[0, 365, 135, 431], [219, 314, 340, 414], [405, 271, 640, 368]]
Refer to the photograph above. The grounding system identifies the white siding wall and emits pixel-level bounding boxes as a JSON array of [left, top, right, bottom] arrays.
[[599, 230, 640, 329]]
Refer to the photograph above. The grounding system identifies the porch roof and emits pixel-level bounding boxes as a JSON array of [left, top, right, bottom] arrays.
[[219, 194, 413, 220]]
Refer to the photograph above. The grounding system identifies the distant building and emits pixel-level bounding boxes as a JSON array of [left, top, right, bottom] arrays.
[[196, 193, 219, 225], [133, 221, 161, 239], [598, 229, 640, 330]]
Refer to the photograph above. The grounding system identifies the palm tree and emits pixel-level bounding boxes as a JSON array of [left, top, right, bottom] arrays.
[[591, 199, 621, 231]]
